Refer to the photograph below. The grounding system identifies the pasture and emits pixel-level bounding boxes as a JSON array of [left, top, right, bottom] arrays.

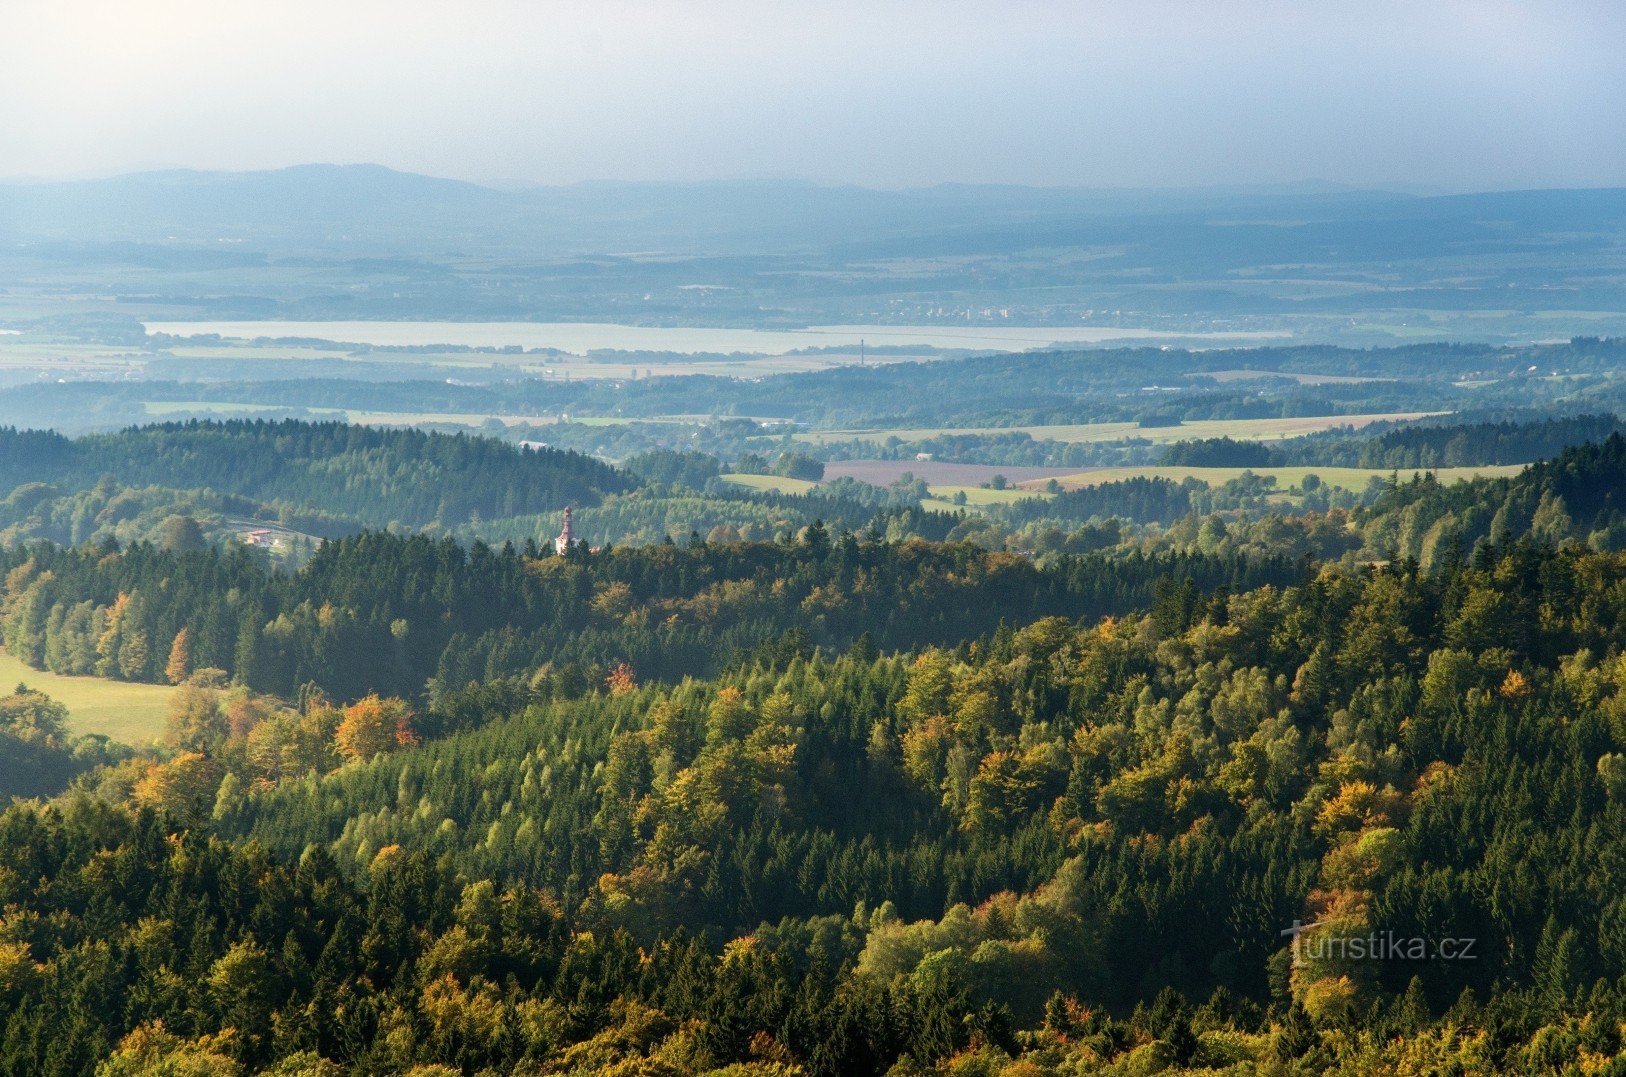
[[925, 486, 1047, 506], [824, 460, 1079, 486], [719, 474, 822, 495], [723, 472, 1045, 508], [0, 650, 173, 745], [1027, 463, 1526, 493]]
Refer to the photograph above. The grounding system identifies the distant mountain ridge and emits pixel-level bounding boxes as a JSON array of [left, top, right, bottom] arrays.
[[4, 163, 1623, 258]]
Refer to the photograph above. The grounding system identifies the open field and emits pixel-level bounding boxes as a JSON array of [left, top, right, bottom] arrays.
[[924, 486, 1047, 506], [0, 341, 148, 374], [728, 463, 1525, 507], [723, 472, 1045, 507], [0, 649, 173, 745], [824, 460, 1081, 486], [719, 474, 823, 495], [1189, 369, 1390, 385], [797, 412, 1445, 446], [1026, 463, 1527, 493]]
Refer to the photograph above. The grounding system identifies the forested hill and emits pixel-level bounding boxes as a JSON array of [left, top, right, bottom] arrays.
[[1279, 412, 1626, 469], [3, 536, 1622, 1073], [1361, 433, 1626, 563], [0, 420, 632, 529], [0, 530, 1301, 703]]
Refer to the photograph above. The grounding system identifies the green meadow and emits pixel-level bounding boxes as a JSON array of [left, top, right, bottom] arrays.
[[0, 649, 173, 745], [1032, 463, 1526, 492]]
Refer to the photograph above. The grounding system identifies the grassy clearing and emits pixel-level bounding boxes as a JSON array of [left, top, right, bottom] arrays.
[[1028, 464, 1526, 493], [0, 340, 146, 374], [0, 650, 173, 745], [720, 474, 822, 495], [724, 474, 1045, 509], [797, 412, 1446, 447], [924, 486, 1048, 506]]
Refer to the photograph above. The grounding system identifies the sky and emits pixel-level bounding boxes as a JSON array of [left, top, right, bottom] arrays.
[[2, 0, 1623, 191]]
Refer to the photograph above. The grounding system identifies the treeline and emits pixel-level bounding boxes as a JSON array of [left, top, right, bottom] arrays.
[[0, 420, 631, 530], [1358, 434, 1626, 565], [1278, 412, 1626, 469], [460, 484, 961, 550], [812, 430, 1164, 470], [797, 408, 1626, 475], [0, 424, 977, 553], [1003, 476, 1200, 527], [0, 529, 1303, 704], [1155, 413, 1626, 474], [0, 685, 129, 799], [1161, 436, 1276, 468], [15, 338, 1626, 439], [996, 472, 1361, 538], [804, 411, 1626, 484], [1121, 436, 1626, 568]]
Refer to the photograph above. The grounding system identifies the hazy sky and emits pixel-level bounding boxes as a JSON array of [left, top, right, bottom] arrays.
[[2, 0, 1623, 190]]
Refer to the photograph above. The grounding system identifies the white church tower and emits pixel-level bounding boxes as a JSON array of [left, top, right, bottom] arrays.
[[554, 506, 575, 555]]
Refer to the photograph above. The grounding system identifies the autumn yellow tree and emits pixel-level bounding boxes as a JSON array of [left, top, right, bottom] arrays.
[[164, 627, 191, 685], [165, 670, 227, 752], [96, 1021, 241, 1077], [131, 752, 221, 824]]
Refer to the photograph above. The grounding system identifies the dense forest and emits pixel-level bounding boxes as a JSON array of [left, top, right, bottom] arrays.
[[0, 422, 974, 555], [0, 421, 631, 532], [0, 528, 1300, 702], [0, 532, 1622, 1073], [1353, 434, 1626, 565], [0, 420, 1624, 1073], [1143, 414, 1626, 473]]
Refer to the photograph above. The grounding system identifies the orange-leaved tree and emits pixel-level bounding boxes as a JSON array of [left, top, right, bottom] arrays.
[[333, 694, 418, 762]]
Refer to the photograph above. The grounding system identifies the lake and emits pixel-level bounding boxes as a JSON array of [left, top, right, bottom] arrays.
[[143, 320, 1286, 354]]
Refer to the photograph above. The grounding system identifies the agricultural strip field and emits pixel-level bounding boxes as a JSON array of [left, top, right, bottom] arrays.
[[0, 649, 173, 745], [796, 412, 1446, 446], [1187, 369, 1391, 385], [728, 463, 1525, 506], [824, 460, 1082, 485], [1028, 464, 1527, 492], [723, 473, 1049, 506]]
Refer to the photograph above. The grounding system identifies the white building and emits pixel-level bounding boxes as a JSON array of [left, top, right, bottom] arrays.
[[555, 506, 575, 555]]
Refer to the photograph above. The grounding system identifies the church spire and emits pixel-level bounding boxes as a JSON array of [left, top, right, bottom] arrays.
[[554, 506, 574, 556]]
